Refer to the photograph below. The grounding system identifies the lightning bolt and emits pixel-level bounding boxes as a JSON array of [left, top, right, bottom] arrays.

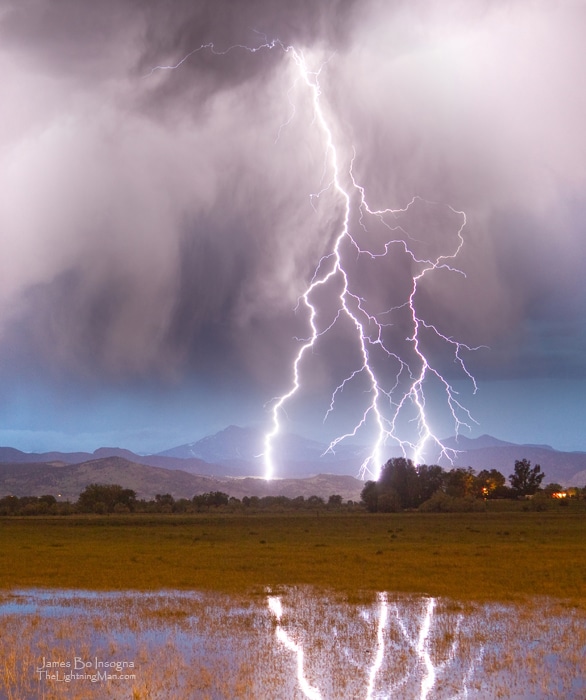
[[268, 595, 323, 700], [366, 592, 388, 700], [258, 42, 480, 480], [417, 598, 437, 700], [266, 591, 484, 699], [387, 596, 484, 700], [147, 36, 481, 481]]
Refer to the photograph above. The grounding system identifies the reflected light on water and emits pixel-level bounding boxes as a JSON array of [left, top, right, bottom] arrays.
[[268, 593, 489, 699], [268, 595, 323, 700], [366, 592, 388, 700], [416, 598, 436, 700], [0, 587, 583, 699], [269, 592, 393, 700]]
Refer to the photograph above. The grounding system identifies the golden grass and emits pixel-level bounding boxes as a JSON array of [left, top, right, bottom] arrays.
[[0, 511, 584, 602]]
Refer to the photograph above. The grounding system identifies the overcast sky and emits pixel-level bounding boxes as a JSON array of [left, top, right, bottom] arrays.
[[1, 0, 586, 457]]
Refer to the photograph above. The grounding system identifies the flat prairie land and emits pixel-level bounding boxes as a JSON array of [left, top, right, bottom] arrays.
[[0, 511, 585, 602]]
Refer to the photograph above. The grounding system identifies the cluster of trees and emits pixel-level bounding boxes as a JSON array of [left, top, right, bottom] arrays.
[[0, 494, 74, 516], [361, 457, 551, 512], [0, 484, 350, 516], [1, 458, 582, 516]]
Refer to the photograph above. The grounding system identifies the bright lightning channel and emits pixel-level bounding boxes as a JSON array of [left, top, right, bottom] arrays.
[[147, 37, 480, 481], [257, 42, 480, 480], [417, 598, 436, 700], [267, 592, 484, 699], [388, 596, 483, 700], [267, 591, 389, 700], [268, 595, 322, 700], [366, 592, 388, 700]]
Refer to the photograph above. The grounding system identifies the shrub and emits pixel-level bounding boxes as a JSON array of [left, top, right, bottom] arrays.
[[522, 492, 549, 512], [377, 490, 401, 513], [419, 491, 485, 513]]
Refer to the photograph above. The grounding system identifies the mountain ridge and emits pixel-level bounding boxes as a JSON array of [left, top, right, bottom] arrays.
[[0, 457, 364, 501], [1, 430, 585, 490]]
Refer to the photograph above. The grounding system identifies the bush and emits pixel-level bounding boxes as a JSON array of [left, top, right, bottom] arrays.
[[77, 484, 137, 513], [522, 492, 549, 512], [419, 491, 485, 513], [377, 490, 401, 513]]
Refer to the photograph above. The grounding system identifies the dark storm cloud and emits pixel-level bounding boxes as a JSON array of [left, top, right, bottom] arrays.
[[1, 0, 586, 406], [139, 0, 358, 54], [1, 0, 359, 85], [0, 0, 361, 389], [325, 0, 586, 379]]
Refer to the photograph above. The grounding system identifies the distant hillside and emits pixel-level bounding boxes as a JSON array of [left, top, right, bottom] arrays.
[[0, 446, 224, 477], [223, 474, 364, 501], [158, 425, 262, 461], [0, 457, 364, 502], [1, 430, 585, 491], [156, 425, 370, 477], [441, 434, 517, 450], [0, 447, 96, 465], [433, 435, 586, 486], [0, 458, 218, 500], [157, 428, 586, 485]]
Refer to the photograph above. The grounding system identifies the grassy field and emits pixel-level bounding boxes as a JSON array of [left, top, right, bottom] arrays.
[[1, 509, 585, 603]]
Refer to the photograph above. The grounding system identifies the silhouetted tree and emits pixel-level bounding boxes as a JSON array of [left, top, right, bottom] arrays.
[[77, 484, 136, 513], [417, 464, 444, 502], [192, 491, 229, 509], [444, 467, 476, 499], [379, 457, 420, 509], [474, 469, 506, 498], [376, 489, 401, 512], [543, 482, 564, 497], [327, 494, 343, 509], [0, 496, 21, 515], [361, 458, 443, 511], [306, 495, 325, 511], [174, 498, 192, 513], [291, 496, 306, 510], [155, 493, 175, 506], [360, 481, 379, 512], [155, 493, 175, 512], [509, 459, 544, 496]]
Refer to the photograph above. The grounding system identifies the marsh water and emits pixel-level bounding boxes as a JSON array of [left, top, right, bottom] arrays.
[[0, 587, 583, 699]]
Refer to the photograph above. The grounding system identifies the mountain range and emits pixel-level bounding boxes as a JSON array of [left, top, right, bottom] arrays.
[[0, 426, 584, 500], [437, 434, 586, 487]]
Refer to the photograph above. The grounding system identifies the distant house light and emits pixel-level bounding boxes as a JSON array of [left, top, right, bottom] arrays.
[[552, 491, 567, 499]]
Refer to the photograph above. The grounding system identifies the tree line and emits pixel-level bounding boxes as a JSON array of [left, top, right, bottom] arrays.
[[0, 485, 351, 516], [0, 458, 582, 516], [360, 457, 565, 512]]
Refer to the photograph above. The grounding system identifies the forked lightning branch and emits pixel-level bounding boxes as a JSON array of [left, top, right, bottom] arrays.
[[149, 38, 480, 481]]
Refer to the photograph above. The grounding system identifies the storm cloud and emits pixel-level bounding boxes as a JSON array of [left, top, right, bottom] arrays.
[[1, 0, 586, 451]]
